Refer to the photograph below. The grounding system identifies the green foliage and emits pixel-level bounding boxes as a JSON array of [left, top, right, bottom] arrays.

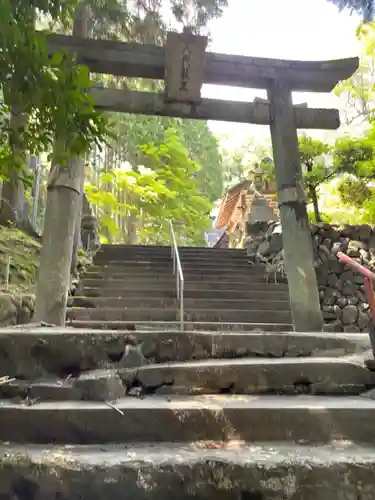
[[334, 22, 375, 122], [333, 135, 375, 176], [0, 227, 41, 288], [175, 120, 223, 202], [221, 137, 273, 187], [298, 136, 331, 223], [337, 176, 371, 205], [327, 0, 374, 20], [0, 0, 110, 180], [331, 133, 375, 222], [86, 128, 212, 245], [106, 112, 224, 203], [299, 136, 330, 169]]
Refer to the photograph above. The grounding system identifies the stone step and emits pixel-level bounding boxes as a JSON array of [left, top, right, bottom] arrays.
[[0, 327, 366, 380], [121, 357, 375, 396], [79, 287, 290, 300], [69, 320, 294, 332], [66, 307, 292, 324], [1, 395, 375, 444], [80, 272, 274, 283], [84, 266, 266, 277], [68, 296, 291, 311], [96, 249, 247, 259], [1, 442, 374, 499], [98, 244, 245, 253], [92, 259, 258, 269], [79, 279, 288, 291]]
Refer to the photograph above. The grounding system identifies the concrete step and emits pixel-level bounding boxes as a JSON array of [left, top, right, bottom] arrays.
[[1, 394, 375, 444], [79, 287, 290, 300], [79, 278, 288, 291], [0, 327, 366, 380], [1, 442, 374, 499], [66, 307, 292, 324], [69, 320, 294, 331], [121, 357, 375, 396], [68, 296, 291, 311]]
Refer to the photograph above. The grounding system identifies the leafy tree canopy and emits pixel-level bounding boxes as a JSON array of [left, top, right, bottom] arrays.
[[86, 127, 212, 245], [328, 0, 374, 20], [0, 0, 109, 181]]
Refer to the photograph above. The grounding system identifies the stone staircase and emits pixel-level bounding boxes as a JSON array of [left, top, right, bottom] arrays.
[[68, 244, 293, 331], [0, 245, 375, 498]]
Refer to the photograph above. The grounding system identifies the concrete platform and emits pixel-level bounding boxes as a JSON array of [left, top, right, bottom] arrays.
[[0, 442, 374, 499], [0, 327, 368, 379], [2, 395, 375, 444]]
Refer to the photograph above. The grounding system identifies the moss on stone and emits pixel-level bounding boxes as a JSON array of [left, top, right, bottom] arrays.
[[0, 227, 40, 293], [0, 228, 92, 325]]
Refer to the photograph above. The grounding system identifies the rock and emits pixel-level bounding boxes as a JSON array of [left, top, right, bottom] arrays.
[[74, 369, 125, 401], [358, 311, 370, 330], [119, 344, 147, 368], [0, 295, 17, 326], [341, 271, 355, 283], [246, 221, 269, 236], [354, 274, 365, 285], [331, 241, 342, 255], [358, 224, 372, 241], [347, 240, 363, 257], [360, 388, 375, 399], [343, 325, 360, 333], [342, 284, 357, 297], [322, 238, 332, 250], [326, 274, 338, 287], [322, 306, 336, 320], [323, 320, 342, 332], [342, 305, 358, 325], [337, 297, 348, 308], [346, 296, 359, 306]]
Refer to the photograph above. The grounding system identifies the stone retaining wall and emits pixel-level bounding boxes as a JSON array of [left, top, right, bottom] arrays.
[[246, 221, 375, 333], [0, 252, 93, 327]]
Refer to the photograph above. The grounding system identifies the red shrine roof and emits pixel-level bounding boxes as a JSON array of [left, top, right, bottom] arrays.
[[214, 179, 278, 232]]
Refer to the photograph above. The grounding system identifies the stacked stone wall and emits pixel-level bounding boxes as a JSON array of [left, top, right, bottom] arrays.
[[246, 221, 375, 332]]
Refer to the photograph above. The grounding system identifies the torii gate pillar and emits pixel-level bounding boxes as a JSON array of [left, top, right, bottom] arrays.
[[268, 82, 322, 332]]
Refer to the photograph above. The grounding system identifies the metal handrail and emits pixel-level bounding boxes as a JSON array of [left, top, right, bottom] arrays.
[[168, 220, 184, 331]]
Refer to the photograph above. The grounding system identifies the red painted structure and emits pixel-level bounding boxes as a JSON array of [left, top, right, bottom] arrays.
[[337, 251, 375, 357]]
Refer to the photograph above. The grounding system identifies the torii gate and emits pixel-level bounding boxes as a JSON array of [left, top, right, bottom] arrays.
[[47, 29, 358, 333]]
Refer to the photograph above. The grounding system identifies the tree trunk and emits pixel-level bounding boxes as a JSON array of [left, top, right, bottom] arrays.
[[127, 210, 137, 244], [0, 109, 28, 227], [30, 155, 41, 229], [34, 157, 83, 325], [310, 187, 322, 223]]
